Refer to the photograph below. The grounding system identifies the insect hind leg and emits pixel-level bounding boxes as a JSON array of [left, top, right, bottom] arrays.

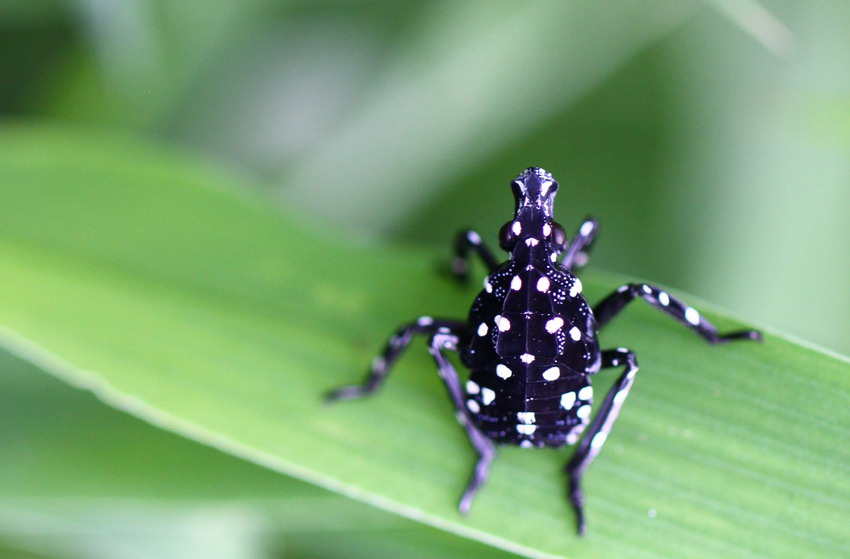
[[428, 329, 497, 515], [593, 283, 761, 344], [566, 348, 638, 536]]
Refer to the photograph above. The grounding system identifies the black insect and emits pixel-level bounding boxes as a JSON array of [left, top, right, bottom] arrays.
[[327, 167, 761, 534]]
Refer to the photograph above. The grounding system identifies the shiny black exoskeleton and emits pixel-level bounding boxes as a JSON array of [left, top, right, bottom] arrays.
[[328, 167, 761, 534]]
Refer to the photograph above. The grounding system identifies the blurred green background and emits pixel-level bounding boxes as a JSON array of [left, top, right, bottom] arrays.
[[1, 1, 849, 558], [4, 0, 850, 350]]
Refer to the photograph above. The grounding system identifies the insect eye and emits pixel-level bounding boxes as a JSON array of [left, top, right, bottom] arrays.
[[499, 221, 516, 251]]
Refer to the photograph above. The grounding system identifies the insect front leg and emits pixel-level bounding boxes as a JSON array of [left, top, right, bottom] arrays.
[[593, 283, 762, 343], [560, 217, 599, 271], [565, 348, 638, 536], [428, 329, 496, 515], [326, 317, 466, 402], [450, 230, 499, 281]]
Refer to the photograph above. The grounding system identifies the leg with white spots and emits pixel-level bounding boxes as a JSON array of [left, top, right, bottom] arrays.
[[593, 283, 761, 344], [565, 348, 638, 536], [326, 317, 467, 402], [451, 229, 499, 281], [428, 330, 497, 515], [560, 217, 599, 271]]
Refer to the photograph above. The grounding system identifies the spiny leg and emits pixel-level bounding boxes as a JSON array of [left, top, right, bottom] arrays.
[[593, 283, 761, 343], [566, 348, 638, 536], [326, 317, 467, 402], [560, 217, 599, 271], [428, 330, 496, 515], [450, 229, 499, 281]]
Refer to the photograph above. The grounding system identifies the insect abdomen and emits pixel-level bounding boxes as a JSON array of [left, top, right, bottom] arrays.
[[465, 364, 593, 447]]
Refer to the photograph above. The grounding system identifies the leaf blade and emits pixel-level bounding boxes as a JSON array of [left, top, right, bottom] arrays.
[[0, 124, 848, 558]]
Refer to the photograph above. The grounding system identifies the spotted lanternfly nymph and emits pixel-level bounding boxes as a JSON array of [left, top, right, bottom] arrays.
[[327, 167, 761, 534]]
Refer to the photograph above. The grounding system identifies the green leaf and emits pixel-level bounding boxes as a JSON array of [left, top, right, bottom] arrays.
[[0, 123, 848, 558], [0, 326, 517, 559]]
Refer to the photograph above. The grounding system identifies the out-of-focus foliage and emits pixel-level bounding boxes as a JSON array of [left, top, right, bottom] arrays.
[[5, 1, 849, 352], [1, 1, 849, 558]]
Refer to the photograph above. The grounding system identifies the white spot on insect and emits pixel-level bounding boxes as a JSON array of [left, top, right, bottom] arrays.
[[496, 364, 512, 379], [467, 399, 480, 414], [477, 322, 488, 337], [484, 278, 493, 293], [566, 430, 582, 445], [466, 380, 480, 394], [525, 238, 539, 247], [511, 275, 522, 291], [466, 231, 481, 245], [545, 317, 564, 333], [520, 353, 535, 364], [481, 387, 496, 405], [438, 326, 450, 334], [542, 367, 560, 381], [517, 424, 537, 435], [577, 405, 592, 420], [617, 285, 628, 293], [561, 391, 576, 409], [580, 221, 594, 236], [642, 284, 652, 295], [517, 412, 536, 424], [569, 326, 582, 341], [569, 278, 583, 297], [550, 253, 558, 262], [520, 440, 533, 448], [417, 316, 433, 326], [614, 389, 628, 405], [542, 223, 552, 237], [537, 276, 550, 293], [590, 431, 608, 450], [498, 316, 511, 332], [578, 385, 593, 400], [685, 307, 700, 326], [372, 357, 386, 371], [512, 221, 522, 236], [659, 291, 670, 306]]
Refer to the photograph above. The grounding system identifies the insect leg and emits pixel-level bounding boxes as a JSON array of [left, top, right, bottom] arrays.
[[593, 283, 761, 343], [565, 348, 638, 536], [560, 217, 599, 270], [450, 230, 499, 281], [326, 318, 467, 402], [428, 329, 497, 515]]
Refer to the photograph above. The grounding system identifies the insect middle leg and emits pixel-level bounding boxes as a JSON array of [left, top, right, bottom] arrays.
[[593, 283, 761, 343], [428, 329, 496, 515], [326, 317, 467, 402], [565, 348, 638, 536], [451, 229, 499, 280]]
